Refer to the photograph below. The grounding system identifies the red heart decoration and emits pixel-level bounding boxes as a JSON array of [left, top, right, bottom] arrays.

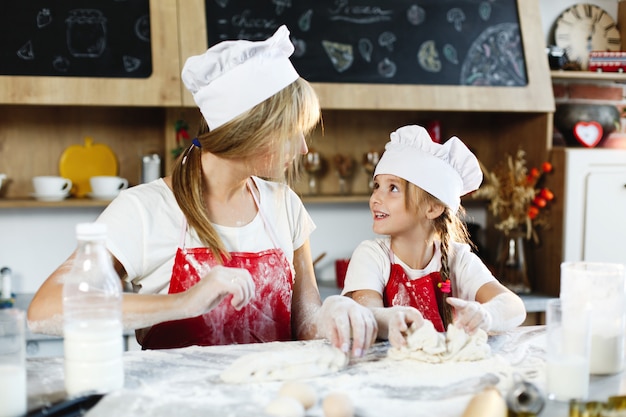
[[573, 121, 603, 148]]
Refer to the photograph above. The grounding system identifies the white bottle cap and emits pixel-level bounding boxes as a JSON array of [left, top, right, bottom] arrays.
[[76, 222, 107, 240]]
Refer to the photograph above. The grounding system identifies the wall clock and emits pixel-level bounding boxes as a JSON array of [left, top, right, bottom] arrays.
[[554, 3, 621, 70]]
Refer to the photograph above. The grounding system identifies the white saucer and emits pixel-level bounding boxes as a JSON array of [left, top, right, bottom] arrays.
[[31, 192, 69, 202], [87, 192, 118, 201]]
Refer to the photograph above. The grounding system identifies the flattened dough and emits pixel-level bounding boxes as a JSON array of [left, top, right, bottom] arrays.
[[221, 344, 348, 383]]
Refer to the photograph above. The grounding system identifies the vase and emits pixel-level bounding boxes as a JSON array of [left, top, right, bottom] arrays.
[[494, 230, 532, 294]]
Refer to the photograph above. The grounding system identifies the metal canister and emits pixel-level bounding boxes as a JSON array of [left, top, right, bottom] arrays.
[[141, 153, 161, 183]]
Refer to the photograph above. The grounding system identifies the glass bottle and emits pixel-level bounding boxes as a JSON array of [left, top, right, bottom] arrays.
[[63, 222, 124, 397]]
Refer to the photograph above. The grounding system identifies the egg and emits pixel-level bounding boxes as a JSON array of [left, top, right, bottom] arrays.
[[322, 392, 354, 417], [278, 380, 318, 409], [264, 396, 305, 417]]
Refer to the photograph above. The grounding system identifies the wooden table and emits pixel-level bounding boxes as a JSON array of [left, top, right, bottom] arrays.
[[25, 326, 626, 417]]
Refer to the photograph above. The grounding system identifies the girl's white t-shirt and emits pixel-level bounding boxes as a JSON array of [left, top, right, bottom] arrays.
[[341, 237, 496, 302], [96, 177, 315, 295]]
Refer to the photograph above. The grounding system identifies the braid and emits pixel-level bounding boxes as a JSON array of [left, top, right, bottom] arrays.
[[435, 210, 454, 329]]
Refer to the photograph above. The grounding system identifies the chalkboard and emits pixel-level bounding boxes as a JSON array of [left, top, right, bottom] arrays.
[[0, 1, 152, 78], [205, 0, 527, 86]]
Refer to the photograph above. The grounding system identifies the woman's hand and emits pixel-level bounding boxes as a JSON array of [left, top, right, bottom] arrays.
[[446, 297, 492, 334], [181, 265, 256, 318], [315, 295, 378, 358], [384, 306, 425, 349]]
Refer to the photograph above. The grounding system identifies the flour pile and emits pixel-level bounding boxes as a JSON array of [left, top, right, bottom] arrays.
[[388, 321, 491, 363]]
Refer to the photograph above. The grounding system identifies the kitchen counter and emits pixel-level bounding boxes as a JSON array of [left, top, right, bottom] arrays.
[[25, 326, 626, 417]]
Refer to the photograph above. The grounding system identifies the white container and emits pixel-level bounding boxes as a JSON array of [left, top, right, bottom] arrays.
[[546, 298, 591, 402], [63, 223, 124, 396], [560, 261, 626, 375], [0, 309, 26, 417]]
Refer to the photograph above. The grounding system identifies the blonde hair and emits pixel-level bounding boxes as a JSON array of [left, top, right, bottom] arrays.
[[171, 78, 321, 260], [405, 181, 471, 329]]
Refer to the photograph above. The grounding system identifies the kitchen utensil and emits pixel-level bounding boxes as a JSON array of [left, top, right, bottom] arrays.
[[506, 373, 545, 414], [59, 137, 118, 197], [560, 262, 626, 375], [546, 298, 591, 402]]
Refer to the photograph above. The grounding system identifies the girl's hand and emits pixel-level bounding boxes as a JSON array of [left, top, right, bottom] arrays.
[[386, 306, 425, 349], [446, 297, 492, 334], [182, 265, 256, 317], [315, 295, 378, 358]]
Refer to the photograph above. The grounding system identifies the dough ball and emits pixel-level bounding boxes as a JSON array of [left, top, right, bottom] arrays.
[[264, 396, 305, 417], [279, 381, 317, 409], [322, 392, 354, 417]]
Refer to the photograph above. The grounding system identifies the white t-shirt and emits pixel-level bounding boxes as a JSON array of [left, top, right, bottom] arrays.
[[96, 177, 315, 295], [341, 237, 495, 302]]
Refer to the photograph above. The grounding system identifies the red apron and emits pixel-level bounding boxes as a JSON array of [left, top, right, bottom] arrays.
[[383, 260, 447, 332], [141, 179, 294, 350]]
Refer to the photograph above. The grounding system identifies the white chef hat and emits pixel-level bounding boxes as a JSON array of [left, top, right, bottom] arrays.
[[374, 125, 483, 213], [181, 25, 300, 130]]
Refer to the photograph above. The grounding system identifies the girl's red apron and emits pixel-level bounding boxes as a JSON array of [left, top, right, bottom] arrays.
[[382, 251, 447, 332], [141, 179, 294, 350]]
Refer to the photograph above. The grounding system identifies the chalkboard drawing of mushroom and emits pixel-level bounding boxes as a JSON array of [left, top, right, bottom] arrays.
[[322, 40, 354, 73], [66, 9, 107, 58], [447, 8, 466, 32], [378, 31, 396, 52]]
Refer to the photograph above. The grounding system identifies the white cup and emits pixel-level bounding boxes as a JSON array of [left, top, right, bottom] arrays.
[[560, 261, 626, 374], [90, 176, 129, 197], [0, 309, 26, 417], [546, 298, 591, 402], [32, 176, 72, 196]]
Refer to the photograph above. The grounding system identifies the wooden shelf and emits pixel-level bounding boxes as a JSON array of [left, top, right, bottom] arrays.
[[300, 195, 370, 204], [0, 198, 110, 209], [551, 70, 626, 81]]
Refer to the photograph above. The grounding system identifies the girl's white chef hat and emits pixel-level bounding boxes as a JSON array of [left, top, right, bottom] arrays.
[[181, 25, 299, 130], [374, 125, 483, 213]]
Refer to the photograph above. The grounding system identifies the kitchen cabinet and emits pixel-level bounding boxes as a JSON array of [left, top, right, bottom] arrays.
[[0, 0, 561, 294], [560, 148, 626, 267]]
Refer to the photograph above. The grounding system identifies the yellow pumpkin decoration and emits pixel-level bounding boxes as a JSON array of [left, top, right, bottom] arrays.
[[59, 137, 118, 197]]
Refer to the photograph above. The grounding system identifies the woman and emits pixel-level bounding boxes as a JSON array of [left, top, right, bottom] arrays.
[[28, 25, 377, 358]]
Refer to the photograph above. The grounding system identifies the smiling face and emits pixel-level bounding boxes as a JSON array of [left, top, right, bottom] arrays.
[[370, 174, 420, 237], [370, 174, 446, 240]]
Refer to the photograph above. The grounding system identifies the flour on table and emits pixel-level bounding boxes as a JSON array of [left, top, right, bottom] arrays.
[[388, 321, 491, 363], [221, 344, 348, 383]]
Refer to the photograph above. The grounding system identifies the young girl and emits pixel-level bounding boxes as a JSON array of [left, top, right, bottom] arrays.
[[28, 25, 377, 358], [342, 125, 526, 348]]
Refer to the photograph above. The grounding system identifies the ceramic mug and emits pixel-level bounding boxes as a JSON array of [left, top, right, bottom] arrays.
[[32, 176, 72, 196], [90, 176, 128, 197]]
